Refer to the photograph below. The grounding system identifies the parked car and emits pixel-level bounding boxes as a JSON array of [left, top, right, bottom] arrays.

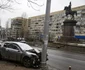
[[0, 41, 45, 67]]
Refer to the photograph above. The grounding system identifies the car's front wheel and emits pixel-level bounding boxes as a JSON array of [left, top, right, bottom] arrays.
[[23, 57, 31, 68]]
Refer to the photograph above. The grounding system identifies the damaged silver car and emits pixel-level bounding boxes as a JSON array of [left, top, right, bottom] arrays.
[[0, 41, 43, 67]]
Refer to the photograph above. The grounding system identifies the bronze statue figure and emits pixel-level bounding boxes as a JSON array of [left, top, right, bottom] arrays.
[[64, 2, 77, 19]]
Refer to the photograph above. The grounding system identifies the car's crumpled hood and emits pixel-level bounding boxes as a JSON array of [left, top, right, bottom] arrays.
[[34, 49, 40, 53], [26, 51, 36, 56], [26, 49, 40, 55]]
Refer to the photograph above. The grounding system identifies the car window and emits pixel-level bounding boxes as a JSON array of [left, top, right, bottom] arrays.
[[17, 42, 33, 50], [4, 43, 10, 48], [8, 43, 19, 50]]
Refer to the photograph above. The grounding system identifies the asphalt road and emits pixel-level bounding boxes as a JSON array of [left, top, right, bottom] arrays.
[[46, 48, 85, 70]]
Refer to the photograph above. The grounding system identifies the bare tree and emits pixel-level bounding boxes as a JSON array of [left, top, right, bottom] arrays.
[[0, 0, 44, 11]]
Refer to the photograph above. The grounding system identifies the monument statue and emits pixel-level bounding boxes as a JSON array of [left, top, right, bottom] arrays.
[[58, 2, 78, 42], [64, 2, 77, 20]]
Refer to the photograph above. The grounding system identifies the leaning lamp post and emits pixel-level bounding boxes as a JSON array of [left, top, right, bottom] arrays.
[[41, 0, 51, 70]]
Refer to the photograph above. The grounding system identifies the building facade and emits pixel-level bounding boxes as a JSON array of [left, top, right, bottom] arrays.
[[11, 17, 28, 40]]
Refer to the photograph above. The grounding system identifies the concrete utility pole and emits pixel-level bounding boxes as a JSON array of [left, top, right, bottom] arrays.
[[0, 19, 1, 40], [6, 21, 9, 39], [41, 0, 51, 70]]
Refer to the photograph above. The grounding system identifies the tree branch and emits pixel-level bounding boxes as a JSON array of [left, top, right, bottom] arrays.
[[29, 1, 40, 11], [27, 0, 44, 11], [14, 0, 21, 4], [27, 0, 44, 6], [0, 0, 44, 12]]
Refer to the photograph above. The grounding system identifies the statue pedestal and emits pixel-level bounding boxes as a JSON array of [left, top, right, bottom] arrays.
[[59, 19, 79, 42], [63, 19, 77, 36]]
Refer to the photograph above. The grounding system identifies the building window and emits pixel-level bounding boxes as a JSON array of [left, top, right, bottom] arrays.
[[49, 24, 52, 26], [35, 23, 38, 24], [50, 15, 53, 21], [56, 26, 59, 28]]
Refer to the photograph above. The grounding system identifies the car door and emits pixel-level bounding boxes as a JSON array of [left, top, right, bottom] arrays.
[[1, 43, 10, 59], [6, 43, 22, 61]]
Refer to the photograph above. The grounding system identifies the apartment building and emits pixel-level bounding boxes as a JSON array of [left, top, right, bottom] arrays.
[[28, 5, 85, 42], [74, 5, 85, 35], [11, 17, 23, 39], [28, 10, 65, 41], [11, 17, 29, 40], [28, 15, 45, 40]]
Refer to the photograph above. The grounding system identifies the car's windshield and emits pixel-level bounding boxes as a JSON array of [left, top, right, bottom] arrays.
[[16, 42, 33, 50]]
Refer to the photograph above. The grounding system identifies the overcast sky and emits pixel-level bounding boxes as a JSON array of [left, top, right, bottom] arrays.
[[0, 0, 85, 27]]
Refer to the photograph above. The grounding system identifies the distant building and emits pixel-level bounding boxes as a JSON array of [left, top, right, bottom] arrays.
[[11, 17, 28, 40], [11, 17, 22, 39]]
